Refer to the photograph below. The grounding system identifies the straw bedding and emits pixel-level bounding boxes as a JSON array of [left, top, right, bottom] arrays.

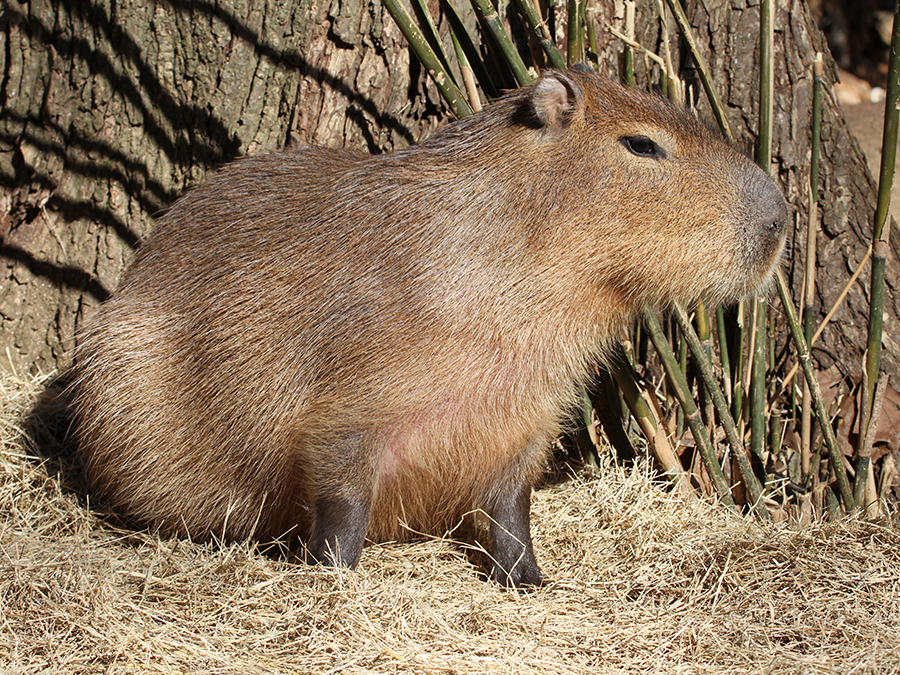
[[2, 369, 898, 674]]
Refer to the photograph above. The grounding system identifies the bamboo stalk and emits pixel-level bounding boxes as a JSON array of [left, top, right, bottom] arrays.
[[862, 0, 900, 451], [513, 0, 567, 70], [663, 0, 733, 140], [411, 0, 458, 86], [749, 298, 767, 460], [548, 0, 557, 42], [780, 243, 873, 395], [748, 0, 774, 463], [676, 320, 687, 438], [732, 302, 745, 426], [449, 27, 483, 112], [757, 0, 774, 171], [585, 0, 599, 66], [801, 53, 824, 480], [673, 304, 768, 515], [656, 0, 676, 102], [853, 0, 900, 500], [607, 26, 666, 70], [644, 311, 736, 507], [469, 0, 534, 86], [804, 53, 824, 342], [608, 351, 685, 480], [383, 0, 474, 118], [623, 1, 635, 87], [442, 0, 500, 100], [694, 302, 714, 427], [715, 306, 733, 405], [775, 269, 856, 511], [567, 0, 584, 66]]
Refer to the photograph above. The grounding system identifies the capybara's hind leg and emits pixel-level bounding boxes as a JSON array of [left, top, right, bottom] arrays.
[[306, 492, 370, 568], [489, 478, 543, 588], [304, 433, 373, 569]]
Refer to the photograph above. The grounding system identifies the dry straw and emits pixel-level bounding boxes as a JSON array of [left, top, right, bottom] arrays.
[[2, 369, 898, 674]]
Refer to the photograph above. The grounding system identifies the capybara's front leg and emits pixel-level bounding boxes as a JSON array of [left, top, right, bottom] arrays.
[[306, 492, 370, 568], [489, 478, 543, 588]]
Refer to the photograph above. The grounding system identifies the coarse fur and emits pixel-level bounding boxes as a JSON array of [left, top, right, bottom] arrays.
[[71, 68, 787, 587]]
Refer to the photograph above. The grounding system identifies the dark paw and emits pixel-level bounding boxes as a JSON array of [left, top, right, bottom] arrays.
[[493, 560, 545, 589], [303, 538, 362, 569]]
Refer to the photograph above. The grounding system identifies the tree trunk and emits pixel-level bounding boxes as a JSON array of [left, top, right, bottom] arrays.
[[0, 0, 452, 374], [1, 0, 896, 385]]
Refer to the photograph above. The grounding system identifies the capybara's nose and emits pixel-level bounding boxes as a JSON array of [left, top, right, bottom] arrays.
[[744, 165, 789, 239]]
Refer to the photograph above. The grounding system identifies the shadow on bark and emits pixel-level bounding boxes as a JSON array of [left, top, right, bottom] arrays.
[[1, 0, 430, 373]]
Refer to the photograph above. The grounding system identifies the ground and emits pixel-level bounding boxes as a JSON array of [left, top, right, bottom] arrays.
[[1, 370, 898, 674]]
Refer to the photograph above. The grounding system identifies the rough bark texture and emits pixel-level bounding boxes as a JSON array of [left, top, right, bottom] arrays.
[[0, 0, 454, 374], [0, 0, 897, 383]]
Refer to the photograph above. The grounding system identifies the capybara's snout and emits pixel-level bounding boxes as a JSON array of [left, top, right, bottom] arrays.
[[737, 163, 789, 284]]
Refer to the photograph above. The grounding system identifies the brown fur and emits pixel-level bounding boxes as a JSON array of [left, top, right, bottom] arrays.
[[71, 68, 787, 586]]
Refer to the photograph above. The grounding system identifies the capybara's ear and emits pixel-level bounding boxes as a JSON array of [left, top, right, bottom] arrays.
[[531, 71, 584, 131]]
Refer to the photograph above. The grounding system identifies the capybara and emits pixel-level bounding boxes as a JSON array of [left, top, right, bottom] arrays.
[[71, 66, 787, 587]]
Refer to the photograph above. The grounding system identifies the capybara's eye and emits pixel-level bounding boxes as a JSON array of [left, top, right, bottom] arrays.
[[621, 135, 666, 160]]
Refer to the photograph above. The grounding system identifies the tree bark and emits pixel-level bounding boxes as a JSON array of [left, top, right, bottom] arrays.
[[0, 0, 451, 374]]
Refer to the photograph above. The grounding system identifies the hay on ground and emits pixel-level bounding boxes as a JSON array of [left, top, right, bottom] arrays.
[[1, 369, 898, 674]]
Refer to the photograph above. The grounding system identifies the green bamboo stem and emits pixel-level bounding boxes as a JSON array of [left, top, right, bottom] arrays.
[[548, 0, 557, 42], [656, 0, 677, 102], [673, 304, 768, 515], [411, 0, 458, 86], [513, 0, 567, 70], [694, 301, 713, 424], [775, 269, 856, 511], [676, 323, 687, 438], [805, 54, 824, 343], [608, 353, 684, 479], [769, 410, 782, 460], [715, 307, 733, 405], [864, 0, 900, 424], [732, 303, 745, 424], [663, 0, 733, 141], [767, 311, 777, 400], [749, 299, 767, 460], [803, 423, 828, 491], [623, 0, 635, 86], [443, 0, 500, 100], [801, 53, 824, 480], [585, 1, 599, 65], [567, 0, 584, 66], [757, 0, 774, 171], [857, 0, 900, 500], [748, 0, 773, 463], [779, 242, 873, 396], [383, 0, 474, 118], [644, 311, 736, 507], [470, 0, 534, 86]]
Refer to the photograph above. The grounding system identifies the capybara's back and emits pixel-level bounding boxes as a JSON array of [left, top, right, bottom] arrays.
[[72, 67, 787, 587]]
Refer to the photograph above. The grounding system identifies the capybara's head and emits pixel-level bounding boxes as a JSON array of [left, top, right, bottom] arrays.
[[453, 67, 788, 316]]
